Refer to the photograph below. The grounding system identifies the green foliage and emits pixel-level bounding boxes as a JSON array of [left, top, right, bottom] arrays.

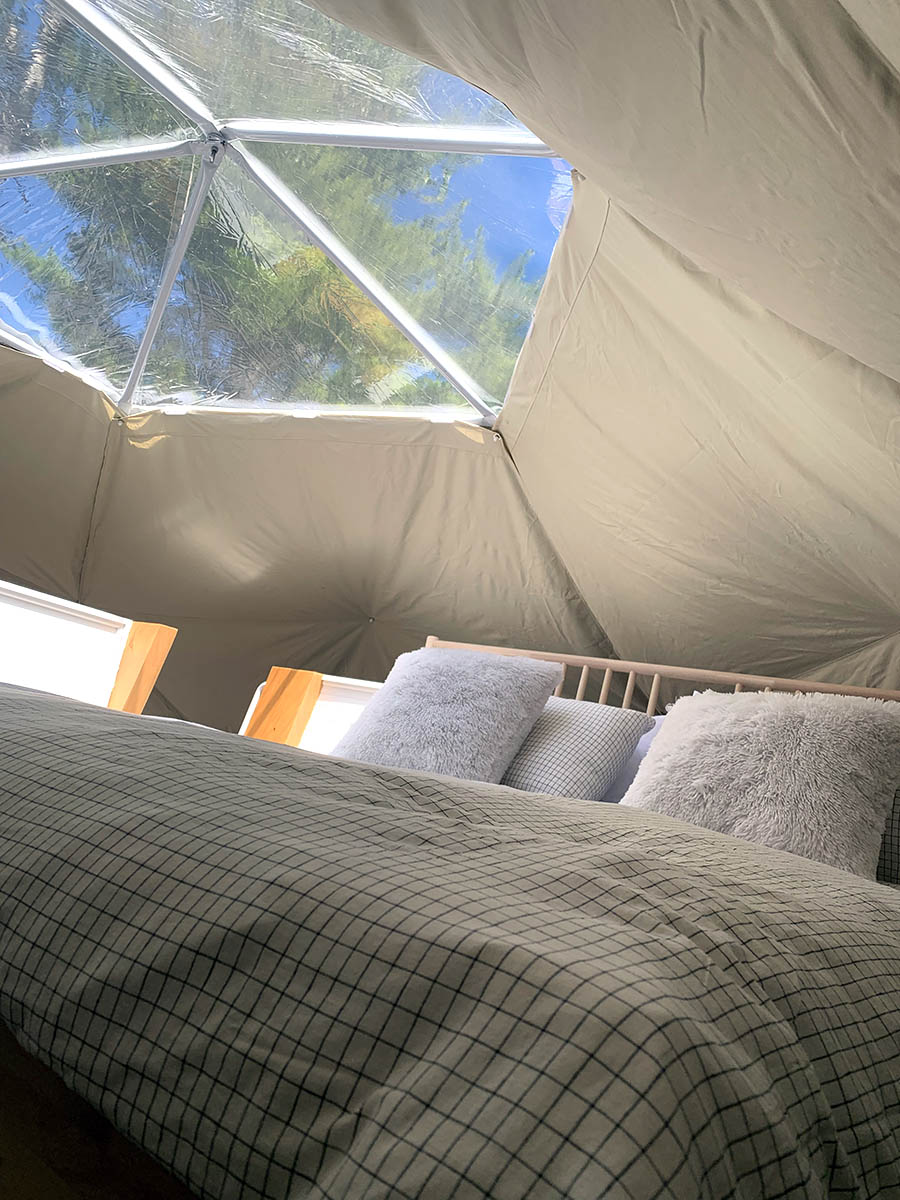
[[264, 143, 542, 403], [0, 0, 550, 409]]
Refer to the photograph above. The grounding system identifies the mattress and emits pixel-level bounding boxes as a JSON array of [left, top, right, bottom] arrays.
[[0, 683, 898, 1198]]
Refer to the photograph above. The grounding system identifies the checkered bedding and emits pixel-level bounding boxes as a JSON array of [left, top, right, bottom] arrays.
[[1, 684, 899, 1199]]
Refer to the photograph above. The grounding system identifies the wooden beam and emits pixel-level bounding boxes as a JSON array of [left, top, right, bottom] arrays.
[[424, 636, 900, 702], [243, 667, 323, 747], [107, 622, 178, 714]]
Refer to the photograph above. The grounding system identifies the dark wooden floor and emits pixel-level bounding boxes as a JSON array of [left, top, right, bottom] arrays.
[[0, 1022, 195, 1200]]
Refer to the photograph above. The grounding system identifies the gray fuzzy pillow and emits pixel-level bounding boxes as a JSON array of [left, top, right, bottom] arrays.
[[621, 690, 900, 879], [333, 648, 563, 783]]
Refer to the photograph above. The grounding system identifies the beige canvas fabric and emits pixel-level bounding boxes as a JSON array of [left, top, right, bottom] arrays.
[[0, 353, 112, 599], [6, 173, 900, 715], [306, 0, 900, 386], [0, 355, 606, 729], [499, 174, 900, 686]]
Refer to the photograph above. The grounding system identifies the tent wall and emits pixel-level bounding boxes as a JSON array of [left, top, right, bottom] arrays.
[[306, 0, 900, 386], [7, 0, 900, 712], [0, 353, 111, 599], [0, 354, 607, 729], [498, 175, 900, 688]]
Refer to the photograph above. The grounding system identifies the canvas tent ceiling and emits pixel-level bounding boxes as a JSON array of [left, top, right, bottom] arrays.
[[499, 175, 900, 690], [4, 0, 900, 725]]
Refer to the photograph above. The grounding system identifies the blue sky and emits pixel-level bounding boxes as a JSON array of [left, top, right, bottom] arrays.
[[393, 154, 571, 283], [407, 68, 572, 282]]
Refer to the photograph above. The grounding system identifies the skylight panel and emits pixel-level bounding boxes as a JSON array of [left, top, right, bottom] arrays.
[[252, 143, 572, 404], [0, 0, 565, 418], [0, 155, 195, 393], [88, 0, 524, 128], [0, 0, 196, 160], [134, 157, 474, 412]]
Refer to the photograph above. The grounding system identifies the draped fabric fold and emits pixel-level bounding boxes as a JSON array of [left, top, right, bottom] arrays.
[[499, 175, 900, 688], [0, 352, 607, 728]]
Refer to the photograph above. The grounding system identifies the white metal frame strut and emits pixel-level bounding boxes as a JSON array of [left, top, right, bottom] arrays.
[[0, 0, 561, 419], [0, 138, 202, 180], [118, 137, 226, 410], [230, 144, 496, 419], [52, 0, 218, 133], [221, 118, 553, 156]]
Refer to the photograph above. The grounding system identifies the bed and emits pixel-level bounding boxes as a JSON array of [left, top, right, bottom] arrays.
[[1, 654, 899, 1199]]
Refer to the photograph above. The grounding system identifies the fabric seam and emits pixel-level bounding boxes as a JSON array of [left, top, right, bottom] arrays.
[[76, 416, 116, 603], [505, 195, 611, 455]]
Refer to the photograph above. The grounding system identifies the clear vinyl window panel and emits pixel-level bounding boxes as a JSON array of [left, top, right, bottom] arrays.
[[0, 0, 196, 160], [136, 157, 469, 411], [0, 157, 195, 390], [254, 144, 573, 402], [90, 0, 523, 127]]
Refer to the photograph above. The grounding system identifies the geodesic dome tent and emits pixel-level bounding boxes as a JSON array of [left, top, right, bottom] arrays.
[[4, 0, 900, 728]]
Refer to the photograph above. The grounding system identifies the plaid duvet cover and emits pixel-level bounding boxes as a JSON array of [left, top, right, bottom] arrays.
[[0, 683, 898, 1199]]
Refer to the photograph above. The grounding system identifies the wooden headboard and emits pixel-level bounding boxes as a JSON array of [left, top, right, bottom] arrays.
[[243, 637, 900, 751], [424, 636, 900, 713]]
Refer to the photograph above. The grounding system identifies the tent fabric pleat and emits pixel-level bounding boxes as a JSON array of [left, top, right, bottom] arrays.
[[0, 359, 608, 728], [499, 175, 900, 689]]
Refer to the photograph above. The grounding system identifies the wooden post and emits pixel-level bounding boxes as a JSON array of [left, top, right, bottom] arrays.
[[243, 667, 323, 747], [598, 668, 613, 704], [107, 622, 177, 714]]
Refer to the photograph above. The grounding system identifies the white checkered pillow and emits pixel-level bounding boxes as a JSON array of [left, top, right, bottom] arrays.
[[502, 698, 654, 801], [877, 789, 900, 884]]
